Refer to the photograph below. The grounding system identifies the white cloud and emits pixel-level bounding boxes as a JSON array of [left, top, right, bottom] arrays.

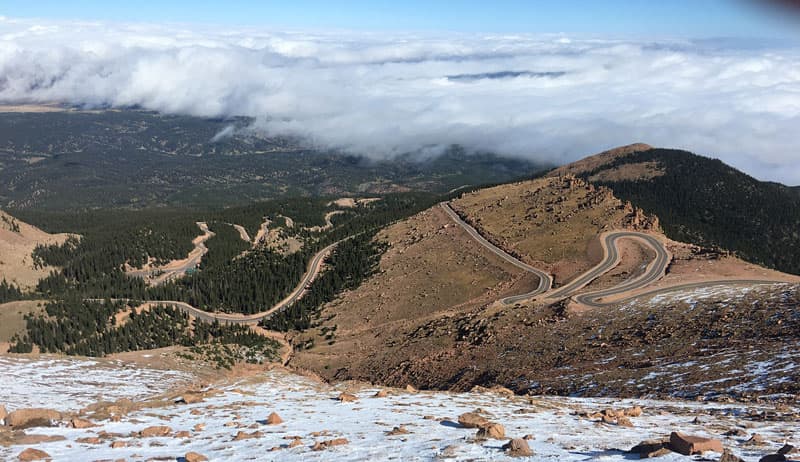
[[1, 18, 799, 184]]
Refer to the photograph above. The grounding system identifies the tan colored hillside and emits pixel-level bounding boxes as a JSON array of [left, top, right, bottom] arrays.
[[293, 149, 800, 395], [0, 210, 73, 289], [547, 142, 653, 178], [449, 175, 659, 286], [291, 205, 536, 377]]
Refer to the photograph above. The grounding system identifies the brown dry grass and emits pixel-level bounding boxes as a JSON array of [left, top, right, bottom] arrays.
[[547, 143, 653, 177], [292, 205, 528, 377], [0, 211, 73, 290], [0, 300, 44, 342], [450, 176, 630, 285]]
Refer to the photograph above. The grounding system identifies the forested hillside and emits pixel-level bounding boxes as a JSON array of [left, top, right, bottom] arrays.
[[10, 192, 441, 315], [574, 148, 800, 275], [0, 110, 545, 209]]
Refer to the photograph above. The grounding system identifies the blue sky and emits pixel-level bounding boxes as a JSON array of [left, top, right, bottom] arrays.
[[1, 0, 797, 37]]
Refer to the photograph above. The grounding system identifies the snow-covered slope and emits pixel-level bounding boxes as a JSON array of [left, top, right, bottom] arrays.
[[1, 357, 797, 461]]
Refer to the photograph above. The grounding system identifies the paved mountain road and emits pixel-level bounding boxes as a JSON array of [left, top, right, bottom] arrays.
[[440, 202, 552, 303], [440, 201, 792, 308]]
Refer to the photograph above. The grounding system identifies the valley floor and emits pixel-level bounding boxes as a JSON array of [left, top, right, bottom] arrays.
[[0, 355, 797, 461]]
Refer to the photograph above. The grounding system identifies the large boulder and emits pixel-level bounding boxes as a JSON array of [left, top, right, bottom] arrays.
[[476, 423, 506, 440], [5, 409, 62, 429], [70, 418, 96, 429], [337, 393, 358, 403], [138, 425, 172, 437], [266, 412, 283, 425], [17, 448, 51, 461], [669, 432, 723, 455], [503, 438, 533, 457], [185, 452, 209, 462], [458, 412, 490, 429], [629, 439, 671, 458]]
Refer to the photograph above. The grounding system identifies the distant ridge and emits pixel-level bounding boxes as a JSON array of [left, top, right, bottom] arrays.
[[547, 143, 653, 178]]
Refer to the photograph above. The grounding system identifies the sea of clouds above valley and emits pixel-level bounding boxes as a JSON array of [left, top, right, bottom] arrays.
[[1, 17, 799, 183]]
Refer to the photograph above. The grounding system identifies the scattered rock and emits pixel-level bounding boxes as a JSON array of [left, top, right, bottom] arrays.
[[184, 452, 209, 462], [725, 429, 749, 437], [745, 434, 766, 446], [175, 393, 204, 405], [778, 444, 796, 455], [337, 393, 358, 403], [503, 438, 533, 457], [669, 432, 723, 456], [458, 412, 490, 429], [373, 390, 389, 398], [193, 423, 205, 432], [174, 431, 191, 438], [0, 404, 7, 424], [387, 426, 410, 436], [5, 409, 62, 429], [629, 439, 671, 458], [476, 423, 505, 440], [233, 431, 262, 441], [139, 426, 172, 438], [288, 438, 303, 448], [266, 412, 283, 425], [70, 418, 96, 429], [759, 455, 787, 462], [17, 448, 51, 461], [312, 438, 349, 451], [405, 384, 419, 393], [624, 406, 643, 417], [617, 416, 634, 427], [76, 437, 103, 444], [110, 441, 127, 448], [720, 449, 746, 462]]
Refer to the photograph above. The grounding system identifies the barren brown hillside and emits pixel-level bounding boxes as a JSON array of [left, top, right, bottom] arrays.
[[449, 175, 658, 285], [291, 205, 538, 377], [293, 170, 800, 398], [547, 142, 654, 178], [0, 210, 72, 289]]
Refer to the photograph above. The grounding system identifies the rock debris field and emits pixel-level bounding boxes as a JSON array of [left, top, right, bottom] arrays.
[[0, 356, 797, 461]]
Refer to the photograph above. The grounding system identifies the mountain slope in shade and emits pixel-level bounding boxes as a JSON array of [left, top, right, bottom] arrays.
[[550, 145, 800, 275]]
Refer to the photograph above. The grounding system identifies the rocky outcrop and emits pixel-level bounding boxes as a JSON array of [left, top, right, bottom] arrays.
[[5, 409, 62, 429], [266, 412, 283, 425]]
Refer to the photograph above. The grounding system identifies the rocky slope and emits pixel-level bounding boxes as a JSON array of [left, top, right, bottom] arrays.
[[1, 355, 797, 461]]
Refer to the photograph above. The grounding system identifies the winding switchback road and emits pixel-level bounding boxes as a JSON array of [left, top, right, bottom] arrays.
[[440, 202, 552, 303], [545, 231, 670, 302], [441, 201, 794, 308]]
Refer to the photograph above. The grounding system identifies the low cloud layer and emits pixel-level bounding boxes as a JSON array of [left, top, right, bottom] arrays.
[[1, 18, 799, 184]]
